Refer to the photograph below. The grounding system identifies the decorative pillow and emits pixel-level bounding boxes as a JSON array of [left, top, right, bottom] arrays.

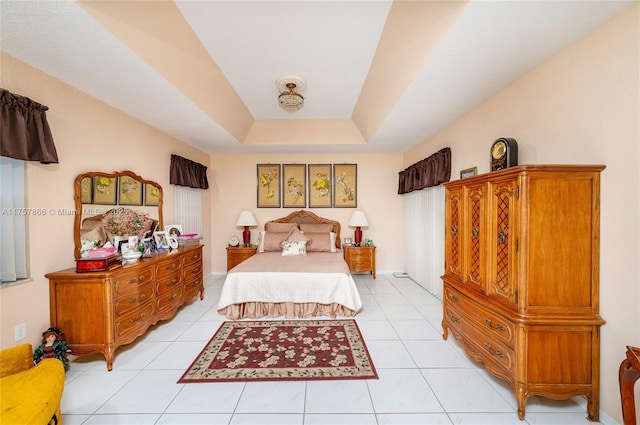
[[285, 227, 312, 244], [265, 222, 299, 232], [259, 231, 290, 252], [299, 223, 334, 233], [304, 232, 337, 252], [281, 240, 308, 256]]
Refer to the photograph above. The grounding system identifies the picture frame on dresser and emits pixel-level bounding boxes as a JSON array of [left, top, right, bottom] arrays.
[[153, 231, 169, 248]]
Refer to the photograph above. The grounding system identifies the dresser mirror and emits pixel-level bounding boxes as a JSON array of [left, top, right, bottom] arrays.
[[73, 170, 163, 259]]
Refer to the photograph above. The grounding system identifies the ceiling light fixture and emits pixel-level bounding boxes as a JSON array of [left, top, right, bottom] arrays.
[[276, 75, 306, 113]]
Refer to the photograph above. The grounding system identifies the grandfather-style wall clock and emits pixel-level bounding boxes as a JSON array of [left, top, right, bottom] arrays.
[[490, 137, 518, 171]]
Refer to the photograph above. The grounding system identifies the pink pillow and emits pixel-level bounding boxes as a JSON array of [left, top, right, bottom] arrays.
[[285, 227, 311, 243], [265, 222, 299, 232], [300, 223, 334, 233], [261, 231, 289, 252], [304, 232, 335, 252]]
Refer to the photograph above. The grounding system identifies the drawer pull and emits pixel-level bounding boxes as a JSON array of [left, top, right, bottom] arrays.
[[167, 279, 178, 287], [472, 226, 479, 239], [498, 228, 506, 245], [448, 313, 459, 323], [451, 224, 457, 236], [129, 294, 145, 304], [165, 263, 178, 271], [139, 275, 146, 282], [483, 342, 504, 357], [168, 294, 179, 301], [129, 312, 145, 323], [447, 293, 459, 304], [484, 317, 505, 331]]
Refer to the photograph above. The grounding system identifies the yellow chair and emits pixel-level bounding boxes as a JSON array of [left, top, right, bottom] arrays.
[[0, 343, 65, 424]]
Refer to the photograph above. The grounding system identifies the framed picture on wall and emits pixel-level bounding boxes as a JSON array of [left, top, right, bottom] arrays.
[[144, 183, 160, 206], [332, 164, 357, 208], [257, 164, 281, 208], [282, 164, 306, 208], [118, 176, 143, 206], [92, 176, 117, 205], [80, 177, 93, 204], [308, 164, 332, 208], [460, 167, 478, 179]]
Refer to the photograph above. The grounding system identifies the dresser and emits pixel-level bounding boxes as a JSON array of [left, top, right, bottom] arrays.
[[226, 245, 257, 271], [441, 165, 604, 421], [46, 245, 204, 370], [343, 245, 376, 278]]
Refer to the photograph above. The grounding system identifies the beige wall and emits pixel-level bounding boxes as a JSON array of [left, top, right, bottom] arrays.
[[0, 52, 212, 348], [209, 154, 405, 273], [404, 5, 639, 422]]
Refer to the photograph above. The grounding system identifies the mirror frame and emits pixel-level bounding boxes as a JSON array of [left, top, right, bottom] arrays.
[[73, 170, 163, 259]]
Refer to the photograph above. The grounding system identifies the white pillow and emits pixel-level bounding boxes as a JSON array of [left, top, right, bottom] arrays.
[[258, 231, 265, 253], [281, 240, 307, 256]]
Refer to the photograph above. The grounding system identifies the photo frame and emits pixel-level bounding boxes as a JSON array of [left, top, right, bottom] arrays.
[[332, 164, 357, 208], [344, 237, 353, 246], [282, 164, 306, 208], [257, 164, 281, 208], [308, 164, 332, 208], [80, 177, 92, 204], [144, 183, 160, 206], [153, 231, 169, 249], [118, 176, 143, 206], [92, 176, 117, 205], [460, 167, 478, 179], [164, 224, 183, 238]]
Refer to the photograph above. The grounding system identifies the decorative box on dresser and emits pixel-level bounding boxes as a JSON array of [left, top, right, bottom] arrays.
[[46, 245, 204, 371], [226, 245, 257, 271], [441, 165, 605, 421], [343, 245, 376, 279]]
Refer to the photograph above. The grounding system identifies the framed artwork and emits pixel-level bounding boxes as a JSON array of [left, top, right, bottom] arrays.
[[282, 164, 306, 208], [80, 177, 92, 204], [308, 164, 332, 208], [257, 164, 281, 208], [460, 167, 478, 179], [164, 224, 183, 238], [118, 176, 143, 206], [153, 231, 169, 249], [92, 176, 117, 205], [144, 183, 160, 206], [332, 164, 357, 208]]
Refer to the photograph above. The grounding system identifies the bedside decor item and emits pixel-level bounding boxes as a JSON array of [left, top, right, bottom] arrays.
[[178, 319, 377, 383], [333, 164, 357, 207], [308, 164, 332, 207], [490, 137, 518, 171], [283, 164, 306, 208], [226, 245, 257, 271], [257, 164, 281, 207], [348, 211, 368, 246], [276, 74, 306, 113], [460, 166, 477, 179], [236, 210, 257, 246], [227, 236, 240, 247]]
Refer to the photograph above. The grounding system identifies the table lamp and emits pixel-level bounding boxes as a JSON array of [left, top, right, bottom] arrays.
[[348, 211, 368, 246], [236, 211, 257, 246]]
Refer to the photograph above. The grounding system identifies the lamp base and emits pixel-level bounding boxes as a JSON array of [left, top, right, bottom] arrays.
[[354, 227, 363, 246], [243, 226, 251, 247]]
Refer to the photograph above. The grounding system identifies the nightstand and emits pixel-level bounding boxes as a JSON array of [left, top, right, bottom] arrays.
[[226, 246, 257, 271], [343, 245, 376, 279]]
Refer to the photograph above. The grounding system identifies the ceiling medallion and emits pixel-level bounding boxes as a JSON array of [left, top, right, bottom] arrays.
[[276, 75, 306, 113]]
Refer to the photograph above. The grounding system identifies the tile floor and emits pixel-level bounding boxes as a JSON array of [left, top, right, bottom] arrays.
[[61, 273, 611, 425]]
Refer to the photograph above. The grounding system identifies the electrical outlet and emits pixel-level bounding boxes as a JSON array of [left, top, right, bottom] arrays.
[[14, 323, 26, 341]]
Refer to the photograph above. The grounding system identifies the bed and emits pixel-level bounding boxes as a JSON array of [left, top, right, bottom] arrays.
[[218, 210, 363, 320]]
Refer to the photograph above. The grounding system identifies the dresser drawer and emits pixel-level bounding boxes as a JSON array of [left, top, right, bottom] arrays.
[[113, 282, 154, 316], [184, 249, 203, 267], [114, 302, 154, 338], [183, 261, 203, 284], [444, 286, 515, 346], [112, 265, 154, 297], [156, 256, 182, 278], [156, 286, 184, 312], [347, 250, 372, 261], [156, 271, 183, 296]]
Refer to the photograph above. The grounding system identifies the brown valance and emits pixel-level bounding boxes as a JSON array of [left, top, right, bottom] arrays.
[[0, 89, 59, 164], [170, 154, 209, 189], [398, 147, 451, 194]]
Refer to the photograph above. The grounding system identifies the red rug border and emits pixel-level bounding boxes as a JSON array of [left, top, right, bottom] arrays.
[[178, 319, 378, 383]]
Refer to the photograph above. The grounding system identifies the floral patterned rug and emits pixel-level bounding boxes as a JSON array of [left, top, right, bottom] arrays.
[[178, 319, 377, 383]]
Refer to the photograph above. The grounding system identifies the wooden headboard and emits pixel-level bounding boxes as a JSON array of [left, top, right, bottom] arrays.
[[267, 210, 341, 248]]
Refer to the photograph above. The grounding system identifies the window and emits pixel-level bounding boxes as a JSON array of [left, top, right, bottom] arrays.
[[173, 185, 203, 236], [0, 156, 29, 284]]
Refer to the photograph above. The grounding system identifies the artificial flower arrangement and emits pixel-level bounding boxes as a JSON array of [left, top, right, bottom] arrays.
[[102, 208, 153, 238]]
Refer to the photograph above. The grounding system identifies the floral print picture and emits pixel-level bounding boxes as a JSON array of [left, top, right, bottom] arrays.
[[118, 176, 143, 206], [283, 164, 306, 208], [144, 183, 160, 206], [257, 164, 281, 208], [308, 164, 332, 208], [92, 176, 117, 205], [333, 164, 357, 208]]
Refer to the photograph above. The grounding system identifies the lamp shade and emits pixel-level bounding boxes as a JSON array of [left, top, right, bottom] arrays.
[[236, 211, 257, 227], [348, 211, 368, 227]]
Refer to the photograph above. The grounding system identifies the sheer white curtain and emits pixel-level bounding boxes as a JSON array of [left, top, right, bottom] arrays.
[[0, 157, 28, 283], [403, 185, 445, 299], [173, 185, 203, 235]]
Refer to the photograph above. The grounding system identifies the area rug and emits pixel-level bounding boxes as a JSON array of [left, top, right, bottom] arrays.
[[178, 319, 377, 383]]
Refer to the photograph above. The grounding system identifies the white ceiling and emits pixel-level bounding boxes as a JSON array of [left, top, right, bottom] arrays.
[[1, 0, 633, 155]]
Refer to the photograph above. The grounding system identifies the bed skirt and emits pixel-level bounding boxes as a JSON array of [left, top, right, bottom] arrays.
[[218, 302, 358, 320]]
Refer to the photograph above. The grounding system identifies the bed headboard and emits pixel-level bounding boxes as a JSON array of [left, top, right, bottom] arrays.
[[267, 210, 341, 249]]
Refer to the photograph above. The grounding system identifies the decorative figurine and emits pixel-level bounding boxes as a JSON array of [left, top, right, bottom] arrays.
[[33, 327, 71, 370]]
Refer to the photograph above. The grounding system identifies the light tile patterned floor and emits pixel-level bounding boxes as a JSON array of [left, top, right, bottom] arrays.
[[61, 273, 608, 425]]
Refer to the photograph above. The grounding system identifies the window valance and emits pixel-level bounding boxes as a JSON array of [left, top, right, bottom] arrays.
[[397, 147, 451, 194], [170, 154, 209, 189], [0, 89, 59, 164]]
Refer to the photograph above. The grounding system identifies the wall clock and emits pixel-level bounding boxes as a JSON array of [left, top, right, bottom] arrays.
[[490, 138, 518, 171]]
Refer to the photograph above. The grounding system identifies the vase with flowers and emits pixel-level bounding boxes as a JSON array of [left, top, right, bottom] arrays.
[[102, 209, 153, 245]]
